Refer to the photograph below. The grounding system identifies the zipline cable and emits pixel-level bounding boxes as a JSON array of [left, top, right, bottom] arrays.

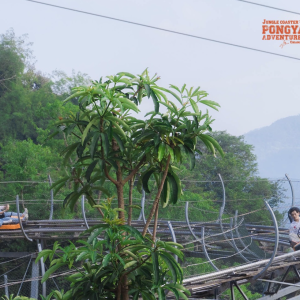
[[23, 0, 300, 61], [237, 0, 300, 16]]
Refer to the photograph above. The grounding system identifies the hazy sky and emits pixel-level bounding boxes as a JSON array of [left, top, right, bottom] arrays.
[[1, 0, 300, 135]]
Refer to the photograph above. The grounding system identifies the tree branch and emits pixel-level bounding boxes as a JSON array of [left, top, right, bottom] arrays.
[[104, 163, 118, 185], [122, 156, 146, 185], [142, 155, 171, 236]]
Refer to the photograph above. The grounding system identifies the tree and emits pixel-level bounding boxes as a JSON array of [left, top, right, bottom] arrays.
[[49, 69, 222, 300], [51, 69, 223, 228]]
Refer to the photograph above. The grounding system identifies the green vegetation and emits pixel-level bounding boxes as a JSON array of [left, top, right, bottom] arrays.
[[0, 29, 285, 299]]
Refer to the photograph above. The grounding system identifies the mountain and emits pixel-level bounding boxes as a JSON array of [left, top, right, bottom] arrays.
[[244, 114, 300, 179]]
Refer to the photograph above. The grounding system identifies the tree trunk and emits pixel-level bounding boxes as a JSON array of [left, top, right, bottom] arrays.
[[152, 203, 159, 242], [127, 177, 135, 226], [142, 155, 171, 236]]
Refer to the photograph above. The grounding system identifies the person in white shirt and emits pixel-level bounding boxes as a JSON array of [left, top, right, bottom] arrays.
[[289, 207, 300, 250]]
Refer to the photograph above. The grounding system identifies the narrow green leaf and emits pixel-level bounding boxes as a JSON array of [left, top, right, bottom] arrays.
[[167, 172, 178, 204], [164, 244, 184, 261], [41, 263, 65, 283], [160, 253, 177, 283], [119, 225, 144, 240], [81, 117, 99, 145], [200, 100, 220, 111], [190, 99, 199, 114], [161, 177, 170, 208], [151, 252, 159, 285], [100, 132, 109, 157], [111, 121, 127, 140], [112, 132, 125, 152], [63, 192, 76, 208], [155, 86, 182, 104], [169, 84, 181, 93], [124, 260, 137, 269], [158, 287, 166, 300], [200, 134, 224, 157], [158, 143, 166, 162], [142, 169, 155, 193], [85, 160, 98, 182], [102, 253, 111, 267], [90, 132, 100, 159], [183, 146, 195, 170], [62, 142, 80, 165], [117, 72, 136, 79], [106, 115, 130, 131], [144, 83, 151, 98], [150, 89, 159, 113], [117, 97, 140, 113]]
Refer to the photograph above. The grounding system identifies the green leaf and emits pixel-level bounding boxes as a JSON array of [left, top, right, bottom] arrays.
[[90, 132, 100, 159], [200, 134, 224, 157], [200, 100, 220, 111], [41, 263, 65, 283], [158, 143, 166, 162], [150, 90, 159, 113], [167, 172, 178, 204], [35, 249, 53, 264], [144, 83, 151, 98], [119, 225, 144, 240], [161, 177, 170, 208], [100, 132, 109, 157], [63, 91, 86, 103], [157, 287, 166, 300], [177, 290, 189, 300], [165, 285, 180, 300], [163, 243, 184, 261], [160, 253, 177, 283], [46, 130, 59, 141], [183, 146, 195, 170], [158, 101, 175, 113], [102, 253, 111, 267], [151, 251, 159, 285], [63, 192, 76, 208], [134, 131, 155, 145], [62, 142, 80, 165], [169, 84, 181, 93], [84, 223, 110, 234], [190, 99, 199, 114], [81, 117, 99, 145], [117, 72, 136, 79], [112, 132, 125, 152], [85, 160, 98, 182], [155, 86, 182, 104], [142, 169, 155, 193], [124, 260, 137, 269], [118, 97, 140, 113], [106, 115, 130, 131], [111, 121, 127, 140], [133, 291, 140, 300]]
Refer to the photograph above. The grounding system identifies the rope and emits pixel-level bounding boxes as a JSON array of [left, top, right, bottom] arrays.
[[17, 256, 32, 296]]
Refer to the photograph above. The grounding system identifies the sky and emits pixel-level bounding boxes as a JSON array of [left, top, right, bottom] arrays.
[[1, 0, 300, 136]]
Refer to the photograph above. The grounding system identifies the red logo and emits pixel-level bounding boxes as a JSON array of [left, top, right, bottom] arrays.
[[262, 19, 300, 46]]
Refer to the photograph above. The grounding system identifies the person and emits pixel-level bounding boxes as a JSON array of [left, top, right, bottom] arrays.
[[0, 204, 28, 227], [288, 207, 300, 251]]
